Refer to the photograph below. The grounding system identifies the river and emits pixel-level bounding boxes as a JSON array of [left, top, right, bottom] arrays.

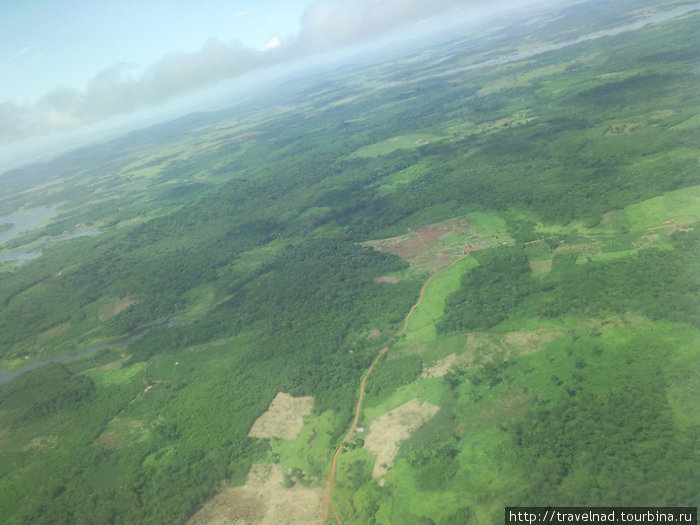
[[395, 4, 700, 85], [0, 327, 151, 386]]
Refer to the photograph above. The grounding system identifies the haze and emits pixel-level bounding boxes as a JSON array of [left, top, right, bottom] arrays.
[[0, 0, 565, 174]]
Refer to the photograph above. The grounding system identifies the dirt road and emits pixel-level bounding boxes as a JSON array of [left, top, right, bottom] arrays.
[[320, 346, 387, 524], [319, 253, 470, 524]]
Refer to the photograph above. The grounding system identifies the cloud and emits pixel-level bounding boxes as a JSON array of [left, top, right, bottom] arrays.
[[12, 45, 36, 60], [298, 0, 469, 48], [0, 0, 497, 143], [262, 37, 282, 51], [0, 40, 271, 142]]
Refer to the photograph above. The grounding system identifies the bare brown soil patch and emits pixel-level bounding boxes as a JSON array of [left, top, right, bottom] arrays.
[[362, 218, 479, 271], [400, 327, 564, 365], [600, 210, 624, 224], [467, 328, 564, 363], [529, 259, 552, 273], [363, 398, 440, 477], [413, 329, 564, 372], [635, 233, 660, 249], [22, 435, 58, 451], [390, 228, 441, 259], [502, 330, 561, 351], [367, 329, 381, 339], [554, 240, 603, 258], [646, 220, 694, 235], [373, 276, 401, 284], [422, 353, 463, 378], [93, 432, 121, 450], [249, 393, 314, 440], [101, 355, 129, 372], [188, 463, 322, 525], [37, 322, 70, 340], [93, 417, 145, 449], [98, 297, 135, 321]]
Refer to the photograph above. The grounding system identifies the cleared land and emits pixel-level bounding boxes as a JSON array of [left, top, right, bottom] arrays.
[[363, 398, 440, 477], [349, 134, 444, 158], [188, 463, 323, 525], [363, 214, 510, 272], [373, 276, 401, 284], [248, 393, 314, 440], [363, 219, 471, 273], [37, 322, 70, 340], [98, 297, 135, 321], [421, 353, 462, 378]]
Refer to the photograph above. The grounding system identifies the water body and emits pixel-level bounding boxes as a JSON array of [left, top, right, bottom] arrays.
[[397, 4, 700, 85], [0, 228, 101, 265], [53, 228, 101, 242], [0, 204, 62, 245], [0, 327, 152, 386], [0, 248, 42, 265]]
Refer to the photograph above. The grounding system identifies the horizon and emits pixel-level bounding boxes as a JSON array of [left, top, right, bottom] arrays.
[[0, 0, 566, 177]]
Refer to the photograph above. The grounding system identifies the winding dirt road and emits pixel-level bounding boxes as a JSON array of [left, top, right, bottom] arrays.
[[320, 253, 470, 524]]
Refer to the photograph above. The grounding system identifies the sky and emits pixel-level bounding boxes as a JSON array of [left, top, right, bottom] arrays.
[[0, 0, 551, 169]]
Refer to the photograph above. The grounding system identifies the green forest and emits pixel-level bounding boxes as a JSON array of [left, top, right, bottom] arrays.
[[0, 0, 698, 523]]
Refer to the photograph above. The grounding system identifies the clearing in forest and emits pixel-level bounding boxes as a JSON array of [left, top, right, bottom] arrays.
[[363, 218, 474, 272], [363, 214, 509, 272], [349, 133, 444, 158], [373, 276, 401, 284], [363, 398, 440, 478], [37, 322, 70, 340], [364, 218, 470, 260], [605, 122, 645, 135], [188, 463, 323, 525], [248, 393, 314, 440], [529, 259, 553, 274], [407, 327, 566, 378], [421, 353, 463, 378], [461, 329, 565, 366], [623, 184, 700, 232], [98, 297, 135, 321], [93, 417, 145, 450]]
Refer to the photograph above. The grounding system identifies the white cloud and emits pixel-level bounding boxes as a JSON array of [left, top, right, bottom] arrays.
[[0, 40, 270, 141], [262, 37, 282, 51], [0, 0, 511, 143], [298, 0, 469, 48], [12, 45, 36, 60]]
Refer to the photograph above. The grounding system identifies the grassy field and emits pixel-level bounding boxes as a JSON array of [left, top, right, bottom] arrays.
[[349, 134, 445, 158], [399, 255, 479, 345]]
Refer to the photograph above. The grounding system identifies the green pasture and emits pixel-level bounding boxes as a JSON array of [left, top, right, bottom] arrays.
[[349, 134, 445, 158], [374, 163, 428, 196], [623, 184, 700, 232], [362, 376, 445, 424], [400, 255, 478, 345], [269, 409, 339, 479]]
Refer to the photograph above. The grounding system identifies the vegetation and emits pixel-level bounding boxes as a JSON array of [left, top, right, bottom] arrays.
[[0, 0, 698, 523]]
